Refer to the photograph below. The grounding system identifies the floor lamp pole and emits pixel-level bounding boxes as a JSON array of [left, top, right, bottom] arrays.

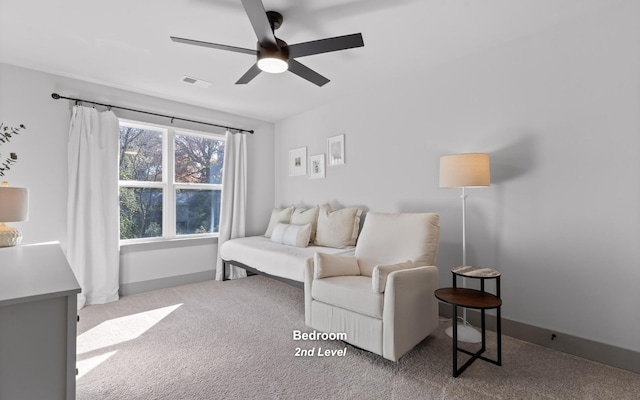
[[461, 187, 469, 327], [455, 186, 482, 342], [461, 187, 467, 267]]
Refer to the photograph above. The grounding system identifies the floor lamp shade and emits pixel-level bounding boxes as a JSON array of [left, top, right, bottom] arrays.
[[440, 153, 490, 188]]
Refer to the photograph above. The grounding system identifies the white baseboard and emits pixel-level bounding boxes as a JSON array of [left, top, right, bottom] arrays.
[[438, 303, 640, 374], [119, 270, 215, 296]]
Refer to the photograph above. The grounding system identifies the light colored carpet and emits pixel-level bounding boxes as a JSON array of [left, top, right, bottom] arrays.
[[77, 276, 640, 399]]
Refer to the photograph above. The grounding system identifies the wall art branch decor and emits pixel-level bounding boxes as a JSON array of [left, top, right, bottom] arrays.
[[308, 154, 325, 179], [0, 123, 26, 177], [289, 147, 307, 176], [327, 134, 345, 166]]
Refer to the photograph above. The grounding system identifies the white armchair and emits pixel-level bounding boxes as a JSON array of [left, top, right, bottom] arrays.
[[304, 212, 440, 361]]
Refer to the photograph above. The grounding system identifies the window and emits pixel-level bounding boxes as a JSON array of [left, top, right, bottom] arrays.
[[118, 120, 225, 241]]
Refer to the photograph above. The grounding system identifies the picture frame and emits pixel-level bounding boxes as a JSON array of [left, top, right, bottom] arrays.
[[327, 134, 345, 166], [308, 154, 325, 179], [289, 147, 307, 176]]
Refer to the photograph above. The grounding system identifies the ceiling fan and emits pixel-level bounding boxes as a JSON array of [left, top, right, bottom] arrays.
[[170, 0, 364, 87]]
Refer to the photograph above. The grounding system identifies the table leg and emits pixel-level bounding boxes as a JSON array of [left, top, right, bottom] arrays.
[[497, 305, 502, 366], [453, 304, 458, 377], [481, 309, 486, 353]]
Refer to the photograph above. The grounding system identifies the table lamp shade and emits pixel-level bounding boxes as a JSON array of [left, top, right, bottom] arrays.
[[0, 187, 29, 222], [440, 153, 490, 188]]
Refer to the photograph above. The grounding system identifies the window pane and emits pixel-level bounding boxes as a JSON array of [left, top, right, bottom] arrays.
[[120, 187, 163, 239], [119, 126, 163, 182], [175, 134, 224, 184], [176, 189, 221, 235]]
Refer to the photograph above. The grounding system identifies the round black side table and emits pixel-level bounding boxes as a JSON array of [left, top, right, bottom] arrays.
[[435, 285, 502, 377]]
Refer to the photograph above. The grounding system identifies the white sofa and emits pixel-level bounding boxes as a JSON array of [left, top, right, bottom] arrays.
[[219, 236, 353, 287], [219, 204, 362, 286], [304, 212, 441, 361]]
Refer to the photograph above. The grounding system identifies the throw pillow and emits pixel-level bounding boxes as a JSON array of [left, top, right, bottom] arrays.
[[372, 261, 414, 293], [290, 206, 319, 243], [270, 223, 312, 248], [314, 252, 361, 279], [264, 206, 295, 238], [314, 204, 363, 248]]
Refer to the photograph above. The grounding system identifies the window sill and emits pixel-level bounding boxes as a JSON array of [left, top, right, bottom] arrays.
[[120, 236, 218, 253]]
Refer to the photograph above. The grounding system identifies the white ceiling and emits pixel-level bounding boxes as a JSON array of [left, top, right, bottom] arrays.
[[0, 0, 618, 123]]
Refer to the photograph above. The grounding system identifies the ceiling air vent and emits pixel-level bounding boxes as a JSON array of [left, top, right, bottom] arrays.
[[181, 76, 212, 88]]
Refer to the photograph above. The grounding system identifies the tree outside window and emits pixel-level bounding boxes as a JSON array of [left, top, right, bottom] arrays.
[[118, 121, 224, 241]]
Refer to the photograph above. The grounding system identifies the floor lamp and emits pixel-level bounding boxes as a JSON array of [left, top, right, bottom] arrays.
[[440, 153, 490, 343]]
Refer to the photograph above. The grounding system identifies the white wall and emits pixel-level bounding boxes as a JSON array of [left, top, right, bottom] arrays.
[[0, 62, 275, 285], [275, 1, 640, 352]]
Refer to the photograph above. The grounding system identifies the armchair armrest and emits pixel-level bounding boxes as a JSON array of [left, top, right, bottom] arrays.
[[382, 265, 439, 361], [372, 261, 413, 293]]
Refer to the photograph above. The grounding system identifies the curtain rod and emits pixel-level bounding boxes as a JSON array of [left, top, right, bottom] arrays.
[[51, 93, 254, 134]]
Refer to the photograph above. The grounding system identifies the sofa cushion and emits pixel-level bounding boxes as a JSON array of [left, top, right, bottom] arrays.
[[314, 252, 360, 279], [371, 261, 414, 293], [270, 223, 312, 248], [290, 206, 319, 243], [314, 204, 362, 248], [264, 206, 295, 238], [312, 275, 383, 319]]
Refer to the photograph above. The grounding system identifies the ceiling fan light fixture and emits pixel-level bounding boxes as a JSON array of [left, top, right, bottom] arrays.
[[257, 57, 288, 73], [257, 43, 289, 73]]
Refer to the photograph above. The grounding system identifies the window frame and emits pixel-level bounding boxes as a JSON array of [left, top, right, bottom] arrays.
[[118, 119, 225, 244]]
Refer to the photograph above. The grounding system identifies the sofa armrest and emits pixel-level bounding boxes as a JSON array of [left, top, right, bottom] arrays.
[[382, 265, 439, 361], [304, 261, 314, 326]]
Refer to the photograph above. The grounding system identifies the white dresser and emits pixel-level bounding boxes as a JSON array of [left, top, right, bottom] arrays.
[[0, 243, 81, 400]]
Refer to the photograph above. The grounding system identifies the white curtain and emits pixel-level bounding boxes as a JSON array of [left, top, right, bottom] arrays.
[[67, 106, 120, 309], [216, 131, 247, 280]]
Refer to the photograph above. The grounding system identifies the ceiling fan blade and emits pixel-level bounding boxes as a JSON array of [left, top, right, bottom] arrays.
[[240, 0, 277, 48], [236, 63, 262, 84], [171, 36, 256, 55], [288, 33, 364, 58], [288, 60, 330, 87]]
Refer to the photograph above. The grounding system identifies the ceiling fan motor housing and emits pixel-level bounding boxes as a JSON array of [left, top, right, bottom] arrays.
[[257, 38, 289, 73]]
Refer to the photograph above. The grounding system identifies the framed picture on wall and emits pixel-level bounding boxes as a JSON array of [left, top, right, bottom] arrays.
[[289, 147, 307, 176], [308, 154, 325, 179], [327, 134, 345, 166]]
